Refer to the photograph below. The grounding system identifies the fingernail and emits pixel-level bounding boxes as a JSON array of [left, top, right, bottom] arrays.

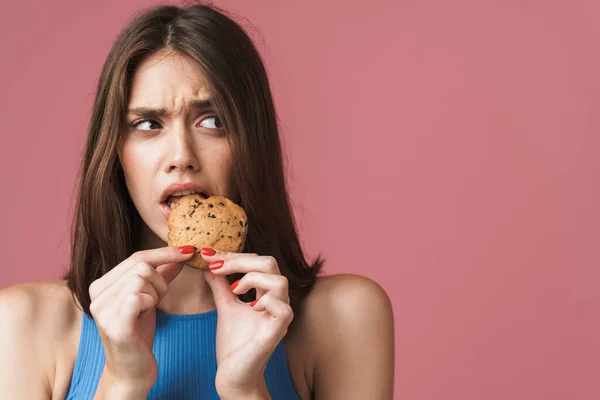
[[250, 299, 259, 307], [178, 245, 195, 254], [209, 260, 224, 270], [201, 247, 217, 256], [230, 279, 241, 291]]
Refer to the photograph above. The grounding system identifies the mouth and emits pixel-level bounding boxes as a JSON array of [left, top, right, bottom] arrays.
[[159, 183, 210, 219], [163, 190, 208, 209]]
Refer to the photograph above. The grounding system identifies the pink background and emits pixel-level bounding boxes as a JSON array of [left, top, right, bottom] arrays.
[[0, 0, 598, 398]]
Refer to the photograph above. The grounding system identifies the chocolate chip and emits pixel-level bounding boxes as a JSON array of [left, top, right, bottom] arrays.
[[207, 232, 210, 235], [208, 204, 214, 208], [238, 232, 241, 237], [239, 221, 243, 227], [186, 227, 190, 230], [208, 213, 216, 218], [219, 202, 225, 206]]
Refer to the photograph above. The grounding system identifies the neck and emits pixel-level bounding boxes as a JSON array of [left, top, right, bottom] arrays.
[[137, 225, 216, 315]]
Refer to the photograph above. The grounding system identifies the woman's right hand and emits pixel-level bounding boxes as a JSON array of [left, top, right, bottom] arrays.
[[88, 245, 195, 393]]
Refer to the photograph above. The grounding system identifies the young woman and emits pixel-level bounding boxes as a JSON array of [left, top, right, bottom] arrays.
[[0, 3, 394, 399]]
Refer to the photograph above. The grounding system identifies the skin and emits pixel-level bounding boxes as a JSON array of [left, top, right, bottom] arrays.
[[0, 51, 395, 399], [118, 50, 236, 316]]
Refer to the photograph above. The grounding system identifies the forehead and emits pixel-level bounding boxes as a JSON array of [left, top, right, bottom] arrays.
[[128, 51, 212, 108]]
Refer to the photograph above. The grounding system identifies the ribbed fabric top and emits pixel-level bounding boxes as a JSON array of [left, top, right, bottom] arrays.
[[66, 309, 300, 399]]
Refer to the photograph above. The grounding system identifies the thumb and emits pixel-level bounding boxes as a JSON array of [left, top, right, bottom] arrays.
[[204, 269, 236, 310]]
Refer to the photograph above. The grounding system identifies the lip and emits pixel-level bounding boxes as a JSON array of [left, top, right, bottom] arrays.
[[160, 182, 208, 203]]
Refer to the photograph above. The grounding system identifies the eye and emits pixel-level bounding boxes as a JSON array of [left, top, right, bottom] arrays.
[[131, 119, 161, 131], [199, 116, 223, 129]]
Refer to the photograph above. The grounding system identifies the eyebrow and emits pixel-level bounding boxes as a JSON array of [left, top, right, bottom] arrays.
[[127, 99, 214, 118]]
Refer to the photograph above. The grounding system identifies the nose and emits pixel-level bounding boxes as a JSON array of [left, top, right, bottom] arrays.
[[164, 124, 200, 173]]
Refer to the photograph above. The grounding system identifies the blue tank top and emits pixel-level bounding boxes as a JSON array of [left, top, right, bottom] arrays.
[[66, 309, 301, 399]]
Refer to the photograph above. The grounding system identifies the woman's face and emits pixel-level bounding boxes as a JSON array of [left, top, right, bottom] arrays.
[[119, 51, 236, 244]]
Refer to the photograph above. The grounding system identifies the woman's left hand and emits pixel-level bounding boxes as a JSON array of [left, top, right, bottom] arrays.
[[201, 248, 293, 400]]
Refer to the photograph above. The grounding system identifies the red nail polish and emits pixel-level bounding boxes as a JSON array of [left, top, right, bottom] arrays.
[[201, 247, 217, 256], [250, 299, 259, 307], [178, 245, 195, 254], [209, 260, 224, 270], [230, 279, 241, 291]]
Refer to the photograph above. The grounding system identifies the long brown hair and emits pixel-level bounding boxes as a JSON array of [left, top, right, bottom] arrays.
[[64, 2, 323, 319]]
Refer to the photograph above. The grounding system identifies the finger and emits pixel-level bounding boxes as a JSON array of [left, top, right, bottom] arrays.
[[202, 252, 277, 301], [201, 251, 279, 276], [90, 246, 195, 299], [231, 272, 289, 303], [135, 246, 197, 267], [250, 293, 294, 330], [204, 269, 237, 310], [94, 262, 170, 306], [119, 292, 157, 322], [127, 263, 171, 300], [93, 274, 160, 325], [200, 248, 257, 264], [96, 272, 160, 312], [156, 262, 185, 285]]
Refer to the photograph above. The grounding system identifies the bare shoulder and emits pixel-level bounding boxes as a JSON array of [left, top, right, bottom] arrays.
[[302, 274, 395, 399], [0, 280, 80, 332], [305, 273, 394, 328], [311, 273, 392, 301], [0, 281, 81, 397]]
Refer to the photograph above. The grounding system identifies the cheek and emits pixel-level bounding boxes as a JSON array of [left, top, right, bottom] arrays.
[[119, 146, 136, 181], [212, 146, 237, 193], [216, 149, 234, 172], [221, 147, 236, 177], [119, 142, 152, 193]]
